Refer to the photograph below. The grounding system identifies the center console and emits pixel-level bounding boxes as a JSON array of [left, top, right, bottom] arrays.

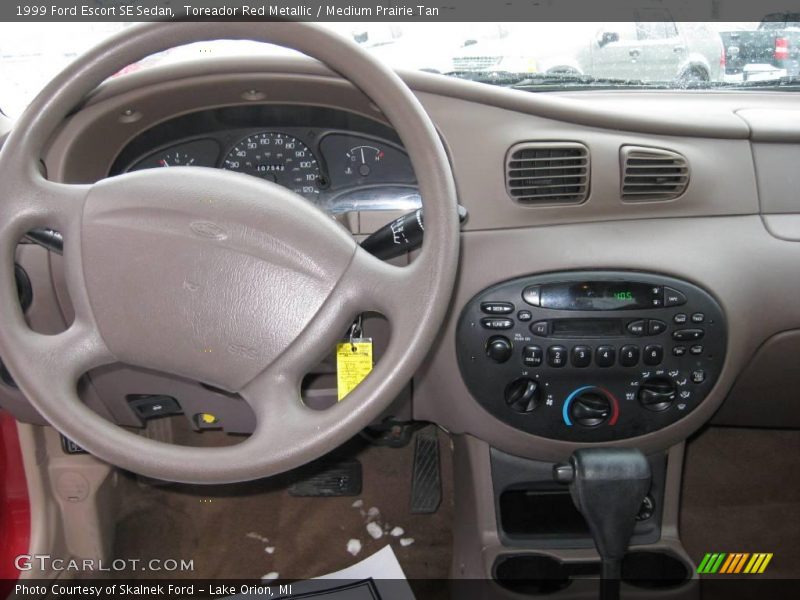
[[456, 271, 726, 442]]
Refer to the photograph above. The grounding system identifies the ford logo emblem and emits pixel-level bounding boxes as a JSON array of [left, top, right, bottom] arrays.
[[190, 221, 228, 240]]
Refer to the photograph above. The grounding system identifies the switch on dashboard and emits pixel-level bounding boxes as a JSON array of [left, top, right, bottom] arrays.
[[127, 394, 182, 420]]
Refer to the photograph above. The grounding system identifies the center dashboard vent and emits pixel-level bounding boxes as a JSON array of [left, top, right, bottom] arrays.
[[506, 142, 590, 205], [620, 146, 689, 202]]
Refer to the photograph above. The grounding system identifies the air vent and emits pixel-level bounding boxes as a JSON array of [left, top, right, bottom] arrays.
[[621, 146, 689, 201], [506, 142, 590, 205]]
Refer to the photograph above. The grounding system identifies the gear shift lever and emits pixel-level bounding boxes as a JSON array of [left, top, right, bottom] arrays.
[[553, 448, 651, 600]]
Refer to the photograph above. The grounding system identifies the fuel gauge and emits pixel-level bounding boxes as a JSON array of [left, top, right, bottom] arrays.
[[155, 151, 196, 167], [127, 138, 220, 172], [345, 145, 384, 178]]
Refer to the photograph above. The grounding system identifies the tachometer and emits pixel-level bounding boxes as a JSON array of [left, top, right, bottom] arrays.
[[222, 132, 321, 199]]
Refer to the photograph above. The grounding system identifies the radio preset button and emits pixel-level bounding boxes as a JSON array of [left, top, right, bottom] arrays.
[[522, 345, 543, 367], [522, 285, 541, 306], [620, 345, 640, 367], [627, 320, 646, 336], [664, 287, 687, 307], [648, 319, 667, 335], [643, 345, 663, 366], [530, 321, 549, 337], [571, 345, 592, 368], [547, 346, 568, 368], [481, 302, 514, 315], [595, 345, 616, 367], [481, 317, 513, 330], [673, 328, 704, 341]]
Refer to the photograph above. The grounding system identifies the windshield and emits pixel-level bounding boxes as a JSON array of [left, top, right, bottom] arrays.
[[0, 20, 795, 117]]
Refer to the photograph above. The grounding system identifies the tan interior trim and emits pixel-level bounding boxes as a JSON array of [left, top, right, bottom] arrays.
[[85, 56, 752, 139]]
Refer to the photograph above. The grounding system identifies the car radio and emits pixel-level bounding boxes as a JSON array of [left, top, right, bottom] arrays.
[[456, 271, 727, 442]]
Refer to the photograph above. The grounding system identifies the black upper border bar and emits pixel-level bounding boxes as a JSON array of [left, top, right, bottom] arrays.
[[3, 0, 796, 22]]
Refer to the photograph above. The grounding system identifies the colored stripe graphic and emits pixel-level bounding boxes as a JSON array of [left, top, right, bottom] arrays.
[[744, 554, 760, 574], [757, 554, 773, 574], [710, 553, 726, 573], [697, 553, 714, 573], [698, 553, 726, 574], [698, 553, 773, 574], [732, 553, 749, 573], [719, 553, 736, 574]]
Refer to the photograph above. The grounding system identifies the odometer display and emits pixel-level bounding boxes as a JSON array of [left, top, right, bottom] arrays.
[[222, 132, 320, 199]]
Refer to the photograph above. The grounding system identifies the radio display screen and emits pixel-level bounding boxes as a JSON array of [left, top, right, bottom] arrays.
[[540, 281, 655, 311]]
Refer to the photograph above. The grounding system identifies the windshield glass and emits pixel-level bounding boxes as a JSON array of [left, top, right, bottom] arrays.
[[0, 20, 795, 117]]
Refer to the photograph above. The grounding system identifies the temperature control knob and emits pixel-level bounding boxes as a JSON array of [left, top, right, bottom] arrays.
[[638, 377, 677, 412], [569, 391, 612, 427], [486, 336, 513, 363], [505, 378, 541, 413]]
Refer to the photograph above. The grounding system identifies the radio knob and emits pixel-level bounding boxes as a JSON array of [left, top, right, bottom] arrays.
[[505, 378, 541, 413], [486, 336, 513, 363], [569, 391, 611, 427], [638, 377, 677, 412]]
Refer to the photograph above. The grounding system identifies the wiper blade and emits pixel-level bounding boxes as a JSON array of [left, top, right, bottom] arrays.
[[511, 73, 650, 88], [729, 75, 800, 88], [445, 70, 539, 85], [446, 70, 660, 89]]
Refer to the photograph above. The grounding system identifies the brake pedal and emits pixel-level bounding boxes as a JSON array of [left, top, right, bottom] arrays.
[[410, 430, 442, 514]]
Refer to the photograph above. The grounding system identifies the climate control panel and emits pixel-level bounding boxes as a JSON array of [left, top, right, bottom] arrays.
[[455, 271, 726, 442]]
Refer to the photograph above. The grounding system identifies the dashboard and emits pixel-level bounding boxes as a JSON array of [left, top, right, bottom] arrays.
[[3, 57, 800, 462], [110, 104, 420, 215], [4, 51, 800, 585]]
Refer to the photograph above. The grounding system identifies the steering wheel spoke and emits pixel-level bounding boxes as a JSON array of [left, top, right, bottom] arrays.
[[30, 319, 115, 381], [341, 245, 429, 322], [0, 167, 90, 237]]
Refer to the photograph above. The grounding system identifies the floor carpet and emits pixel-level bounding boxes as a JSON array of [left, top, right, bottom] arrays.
[[681, 426, 800, 588], [109, 426, 453, 596]]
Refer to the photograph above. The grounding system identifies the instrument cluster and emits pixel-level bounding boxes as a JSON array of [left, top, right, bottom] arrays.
[[111, 105, 420, 214]]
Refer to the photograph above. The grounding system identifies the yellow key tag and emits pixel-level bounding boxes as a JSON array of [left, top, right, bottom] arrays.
[[336, 338, 373, 401]]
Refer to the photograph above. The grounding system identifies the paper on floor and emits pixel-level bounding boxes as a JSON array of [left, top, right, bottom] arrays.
[[226, 545, 415, 600]]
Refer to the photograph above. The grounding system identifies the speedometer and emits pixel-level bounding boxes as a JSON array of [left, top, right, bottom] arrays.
[[222, 132, 321, 200]]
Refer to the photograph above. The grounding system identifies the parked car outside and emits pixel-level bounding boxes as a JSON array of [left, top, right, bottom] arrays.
[[353, 24, 509, 74], [450, 17, 723, 83], [720, 14, 800, 81]]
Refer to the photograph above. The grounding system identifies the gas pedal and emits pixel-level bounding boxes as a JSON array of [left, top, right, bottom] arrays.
[[410, 429, 442, 514]]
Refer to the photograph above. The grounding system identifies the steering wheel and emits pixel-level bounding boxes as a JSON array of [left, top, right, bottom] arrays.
[[0, 23, 459, 484]]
